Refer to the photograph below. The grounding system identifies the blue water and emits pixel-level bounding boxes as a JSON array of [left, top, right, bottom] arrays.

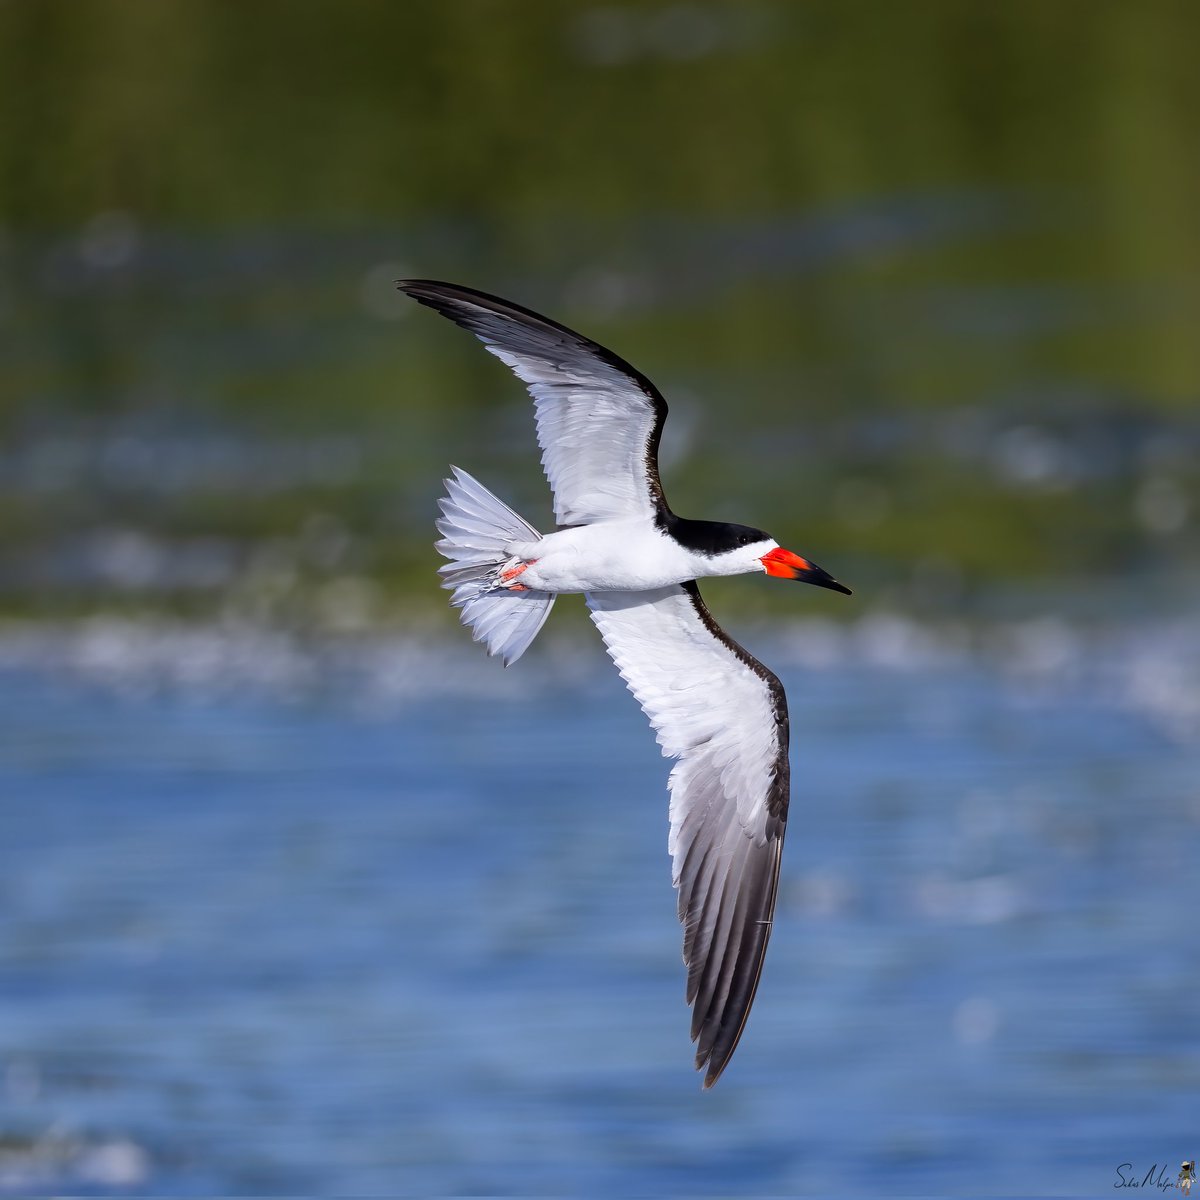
[[2, 619, 1199, 1195]]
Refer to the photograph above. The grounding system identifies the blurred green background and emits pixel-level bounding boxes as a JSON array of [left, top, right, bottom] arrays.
[[2, 0, 1198, 629]]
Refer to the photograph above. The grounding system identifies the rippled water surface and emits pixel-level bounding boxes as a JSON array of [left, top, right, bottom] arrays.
[[2, 618, 1198, 1195]]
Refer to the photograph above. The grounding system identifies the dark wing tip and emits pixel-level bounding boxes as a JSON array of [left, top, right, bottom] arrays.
[[397, 277, 670, 422], [397, 277, 560, 327], [396, 279, 487, 320], [396, 278, 467, 299], [690, 834, 785, 1089]]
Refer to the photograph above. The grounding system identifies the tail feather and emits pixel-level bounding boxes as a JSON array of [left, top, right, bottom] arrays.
[[435, 466, 555, 666]]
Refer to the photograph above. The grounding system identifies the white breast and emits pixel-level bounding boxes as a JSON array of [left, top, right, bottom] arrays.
[[518, 521, 698, 593]]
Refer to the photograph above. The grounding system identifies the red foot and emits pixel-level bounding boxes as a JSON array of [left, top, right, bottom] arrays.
[[499, 559, 536, 584]]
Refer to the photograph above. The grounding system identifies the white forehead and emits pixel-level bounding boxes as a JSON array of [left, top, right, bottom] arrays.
[[721, 537, 779, 574]]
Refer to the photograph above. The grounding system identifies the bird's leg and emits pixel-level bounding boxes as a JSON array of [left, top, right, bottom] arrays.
[[496, 557, 537, 591], [499, 559, 531, 582]]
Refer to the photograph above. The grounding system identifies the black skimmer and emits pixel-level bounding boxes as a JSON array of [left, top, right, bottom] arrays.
[[400, 280, 851, 1087]]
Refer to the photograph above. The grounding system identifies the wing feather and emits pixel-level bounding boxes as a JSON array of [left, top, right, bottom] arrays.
[[587, 583, 790, 1087], [399, 280, 669, 525]]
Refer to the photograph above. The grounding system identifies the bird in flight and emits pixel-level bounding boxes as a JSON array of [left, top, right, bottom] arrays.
[[400, 280, 851, 1086]]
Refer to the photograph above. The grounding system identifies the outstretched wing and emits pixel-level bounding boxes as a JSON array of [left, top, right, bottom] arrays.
[[399, 280, 670, 526], [586, 582, 790, 1087]]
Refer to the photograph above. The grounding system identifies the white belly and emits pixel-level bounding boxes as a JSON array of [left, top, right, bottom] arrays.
[[514, 521, 695, 593]]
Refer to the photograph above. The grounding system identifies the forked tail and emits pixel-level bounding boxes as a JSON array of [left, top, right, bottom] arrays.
[[435, 466, 556, 666]]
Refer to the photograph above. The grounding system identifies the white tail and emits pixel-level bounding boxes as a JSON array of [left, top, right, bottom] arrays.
[[435, 466, 556, 666]]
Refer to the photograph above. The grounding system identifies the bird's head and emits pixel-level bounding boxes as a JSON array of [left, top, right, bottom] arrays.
[[674, 519, 852, 594]]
